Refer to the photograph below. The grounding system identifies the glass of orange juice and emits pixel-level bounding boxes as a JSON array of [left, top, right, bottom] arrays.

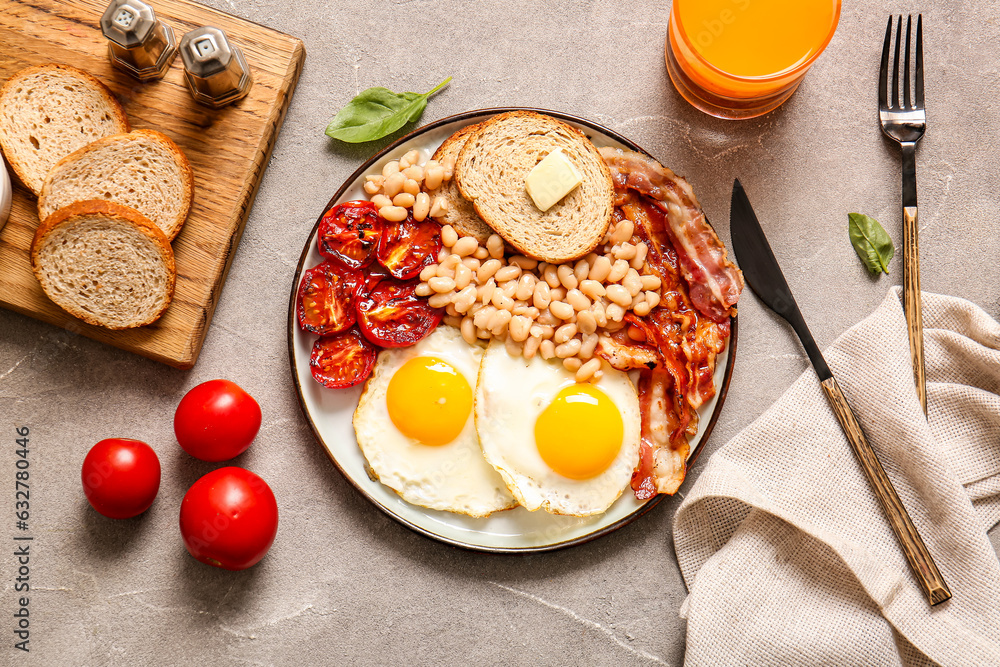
[[666, 0, 842, 119]]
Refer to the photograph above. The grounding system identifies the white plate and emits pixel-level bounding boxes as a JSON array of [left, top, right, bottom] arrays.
[[287, 108, 737, 552]]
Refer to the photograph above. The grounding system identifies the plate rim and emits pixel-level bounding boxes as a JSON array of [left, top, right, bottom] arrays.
[[286, 106, 738, 553]]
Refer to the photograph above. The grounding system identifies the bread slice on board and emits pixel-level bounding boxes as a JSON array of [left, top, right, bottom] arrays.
[[38, 129, 194, 241], [31, 200, 175, 330], [428, 122, 493, 243], [454, 111, 614, 264], [0, 64, 130, 195]]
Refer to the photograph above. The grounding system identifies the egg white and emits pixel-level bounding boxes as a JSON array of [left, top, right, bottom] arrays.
[[353, 326, 517, 517], [475, 340, 641, 517]]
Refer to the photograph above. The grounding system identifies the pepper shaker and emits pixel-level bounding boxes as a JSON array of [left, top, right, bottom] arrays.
[[101, 0, 177, 81], [179, 26, 253, 108]]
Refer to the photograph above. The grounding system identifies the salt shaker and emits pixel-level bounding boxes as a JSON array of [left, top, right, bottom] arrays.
[[179, 26, 253, 108], [100, 0, 177, 81]]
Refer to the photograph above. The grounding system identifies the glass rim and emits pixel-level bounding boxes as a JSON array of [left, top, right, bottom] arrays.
[[671, 0, 843, 84]]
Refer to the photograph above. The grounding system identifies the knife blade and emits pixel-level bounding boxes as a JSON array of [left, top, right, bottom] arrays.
[[729, 178, 950, 606]]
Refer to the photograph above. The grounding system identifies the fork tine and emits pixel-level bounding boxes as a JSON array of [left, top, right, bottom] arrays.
[[903, 15, 912, 109], [892, 16, 902, 109], [879, 16, 892, 109], [915, 14, 925, 108]]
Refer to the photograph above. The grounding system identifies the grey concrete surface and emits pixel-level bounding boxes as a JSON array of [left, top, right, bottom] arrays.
[[2, 0, 999, 664]]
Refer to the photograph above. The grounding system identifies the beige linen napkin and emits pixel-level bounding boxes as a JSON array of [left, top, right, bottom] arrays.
[[673, 288, 1000, 666]]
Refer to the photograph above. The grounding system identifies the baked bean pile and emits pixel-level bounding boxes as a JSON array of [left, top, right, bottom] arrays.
[[415, 221, 662, 383], [363, 149, 453, 222]]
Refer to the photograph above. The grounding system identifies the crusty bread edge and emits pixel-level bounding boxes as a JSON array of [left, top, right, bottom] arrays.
[[31, 200, 176, 330], [453, 110, 615, 264], [37, 128, 195, 241], [428, 121, 494, 243], [0, 64, 131, 196]]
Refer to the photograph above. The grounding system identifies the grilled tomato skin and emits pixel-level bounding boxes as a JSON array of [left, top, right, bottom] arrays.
[[356, 279, 443, 348], [297, 260, 362, 335], [375, 213, 442, 280], [310, 328, 378, 388], [318, 201, 383, 269]]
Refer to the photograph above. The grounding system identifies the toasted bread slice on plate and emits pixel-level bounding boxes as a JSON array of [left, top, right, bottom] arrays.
[[454, 111, 613, 264], [428, 122, 493, 243], [38, 129, 194, 241], [31, 200, 175, 330], [0, 64, 130, 195]]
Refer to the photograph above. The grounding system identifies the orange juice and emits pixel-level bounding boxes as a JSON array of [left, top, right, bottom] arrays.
[[666, 0, 841, 119]]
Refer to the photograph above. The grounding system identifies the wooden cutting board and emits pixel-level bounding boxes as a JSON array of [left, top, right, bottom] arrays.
[[0, 0, 305, 368]]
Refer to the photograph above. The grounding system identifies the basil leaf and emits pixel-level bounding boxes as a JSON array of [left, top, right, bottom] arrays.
[[848, 212, 894, 274], [325, 77, 451, 143]]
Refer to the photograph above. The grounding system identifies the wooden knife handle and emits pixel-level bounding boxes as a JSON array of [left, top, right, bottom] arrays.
[[903, 205, 928, 414], [820, 376, 951, 605]]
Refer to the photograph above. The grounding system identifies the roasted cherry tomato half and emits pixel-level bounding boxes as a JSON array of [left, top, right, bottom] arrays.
[[310, 328, 377, 388], [317, 200, 383, 269], [297, 260, 362, 335], [358, 262, 394, 297], [375, 213, 442, 280], [357, 279, 443, 348], [174, 380, 263, 462], [81, 438, 161, 519], [179, 467, 279, 571]]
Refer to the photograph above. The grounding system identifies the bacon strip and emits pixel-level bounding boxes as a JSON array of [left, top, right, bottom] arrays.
[[631, 369, 691, 497], [599, 147, 744, 324]]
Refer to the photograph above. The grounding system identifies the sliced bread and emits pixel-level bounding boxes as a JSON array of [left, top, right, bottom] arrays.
[[31, 200, 175, 330], [0, 64, 130, 195], [428, 122, 493, 243], [38, 129, 194, 241], [454, 111, 614, 264]]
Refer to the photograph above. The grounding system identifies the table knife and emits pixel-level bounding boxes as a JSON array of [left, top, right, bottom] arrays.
[[729, 178, 950, 606]]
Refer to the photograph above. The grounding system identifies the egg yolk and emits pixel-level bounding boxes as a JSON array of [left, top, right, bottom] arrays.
[[386, 357, 472, 446], [534, 384, 623, 480]]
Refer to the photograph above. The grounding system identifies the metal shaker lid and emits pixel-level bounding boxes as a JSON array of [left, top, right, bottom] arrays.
[[179, 26, 236, 78], [101, 0, 159, 48]]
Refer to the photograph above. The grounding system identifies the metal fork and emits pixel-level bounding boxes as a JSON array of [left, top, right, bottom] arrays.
[[879, 15, 927, 415]]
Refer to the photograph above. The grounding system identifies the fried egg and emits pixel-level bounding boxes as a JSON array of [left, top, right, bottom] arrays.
[[353, 326, 517, 517], [475, 340, 641, 516]]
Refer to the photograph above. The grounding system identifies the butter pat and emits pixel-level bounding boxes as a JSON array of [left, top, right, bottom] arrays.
[[525, 148, 583, 212]]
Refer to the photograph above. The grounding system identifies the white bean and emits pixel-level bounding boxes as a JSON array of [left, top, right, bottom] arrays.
[[487, 234, 504, 259], [412, 192, 431, 221], [554, 323, 578, 344], [576, 310, 597, 335], [479, 278, 496, 305], [613, 243, 637, 261], [462, 257, 481, 271], [393, 192, 416, 208], [402, 165, 424, 183], [473, 305, 496, 329], [523, 335, 541, 359], [495, 265, 522, 283], [606, 303, 625, 322], [491, 291, 514, 311], [424, 165, 444, 190], [473, 246, 489, 260], [566, 289, 590, 312], [533, 282, 551, 310], [403, 179, 420, 196], [453, 236, 479, 257], [382, 160, 400, 178], [557, 264, 578, 290], [530, 324, 555, 339], [580, 333, 599, 359], [555, 338, 582, 358], [645, 291, 661, 309], [477, 258, 502, 283], [415, 282, 432, 297], [576, 358, 602, 382], [429, 276, 455, 293], [509, 315, 531, 342], [383, 172, 406, 198], [430, 196, 449, 218], [611, 219, 634, 244], [428, 292, 453, 308], [641, 274, 661, 291], [623, 269, 643, 297], [515, 274, 536, 301], [510, 255, 538, 270], [441, 224, 458, 248], [540, 340, 556, 360], [461, 317, 477, 344], [631, 242, 649, 269], [453, 263, 472, 290], [606, 284, 632, 307], [563, 357, 582, 372], [505, 335, 522, 357], [549, 300, 575, 320], [370, 194, 392, 210], [633, 301, 652, 317], [419, 265, 437, 281], [380, 205, 408, 222], [543, 264, 561, 288], [453, 285, 478, 313], [608, 259, 630, 283], [589, 255, 612, 282], [489, 309, 512, 335], [573, 259, 590, 283], [363, 180, 381, 195]]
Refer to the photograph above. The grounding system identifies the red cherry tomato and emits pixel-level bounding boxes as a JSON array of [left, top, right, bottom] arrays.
[[375, 213, 442, 279], [357, 279, 442, 347], [179, 467, 278, 571], [310, 328, 377, 388], [174, 380, 262, 462], [297, 260, 362, 335], [81, 438, 161, 519], [317, 201, 383, 269]]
